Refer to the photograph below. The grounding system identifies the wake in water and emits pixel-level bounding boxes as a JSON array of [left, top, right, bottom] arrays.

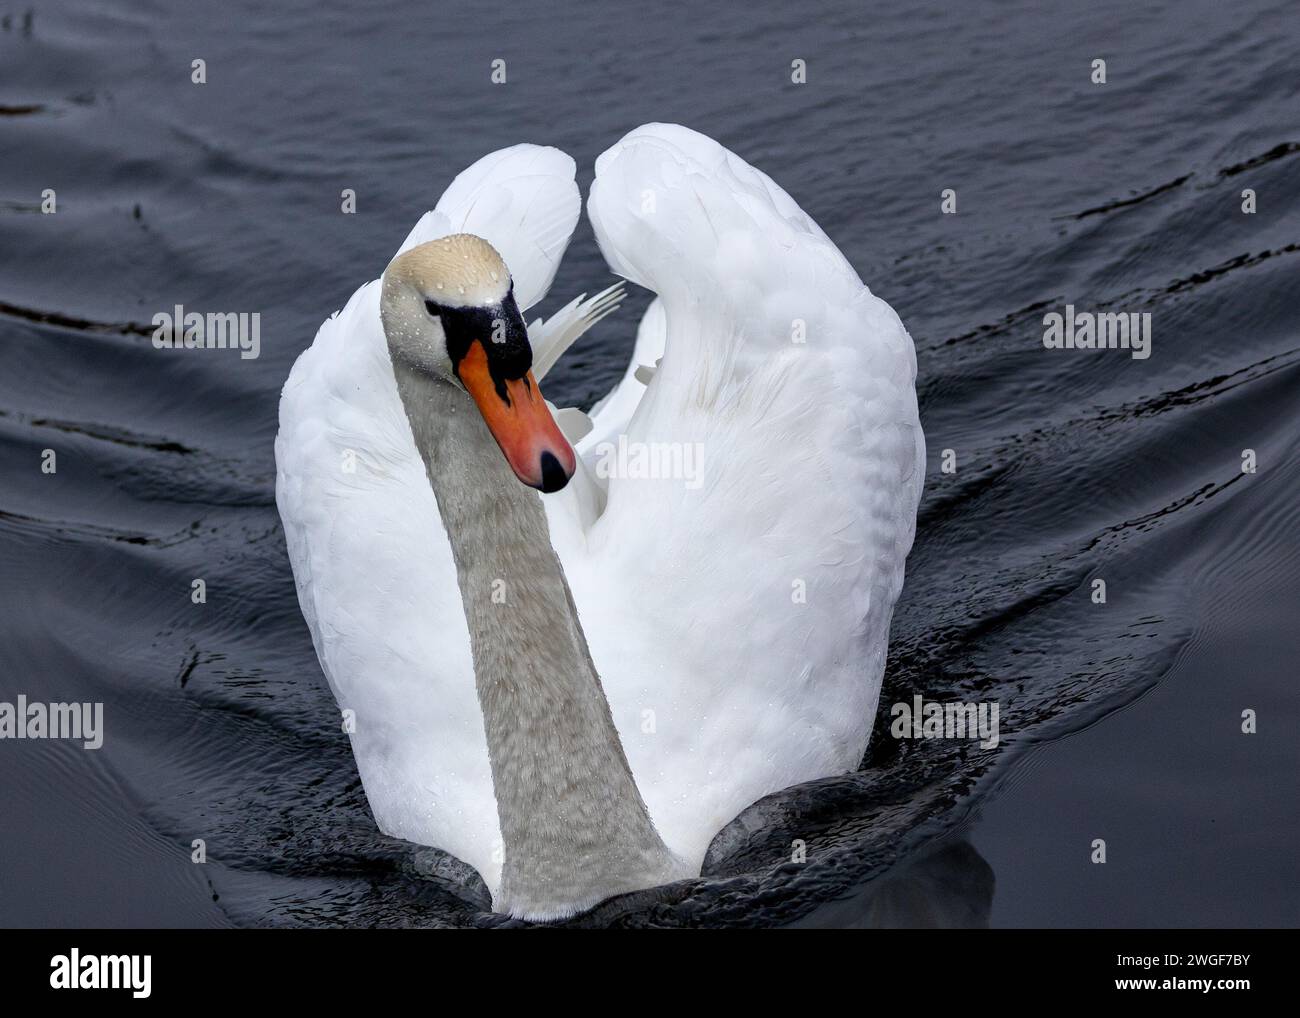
[[180, 135, 1294, 929]]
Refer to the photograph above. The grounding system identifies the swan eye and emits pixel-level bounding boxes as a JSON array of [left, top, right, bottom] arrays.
[[423, 299, 441, 318]]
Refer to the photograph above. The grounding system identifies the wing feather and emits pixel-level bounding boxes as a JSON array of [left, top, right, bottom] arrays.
[[398, 144, 580, 310]]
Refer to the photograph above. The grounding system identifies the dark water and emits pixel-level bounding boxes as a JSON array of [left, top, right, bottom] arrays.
[[1, 0, 1297, 927]]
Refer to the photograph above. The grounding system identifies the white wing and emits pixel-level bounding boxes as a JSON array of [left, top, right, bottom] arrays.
[[546, 124, 925, 868], [583, 294, 666, 449], [276, 144, 587, 892], [529, 281, 626, 382], [396, 144, 620, 385], [398, 144, 579, 311]]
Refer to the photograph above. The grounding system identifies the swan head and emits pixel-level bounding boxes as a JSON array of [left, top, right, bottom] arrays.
[[381, 234, 576, 493]]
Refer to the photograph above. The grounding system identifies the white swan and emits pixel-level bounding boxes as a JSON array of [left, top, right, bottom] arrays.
[[275, 124, 924, 920]]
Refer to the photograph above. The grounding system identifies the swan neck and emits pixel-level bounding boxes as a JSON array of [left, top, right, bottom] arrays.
[[390, 360, 679, 919]]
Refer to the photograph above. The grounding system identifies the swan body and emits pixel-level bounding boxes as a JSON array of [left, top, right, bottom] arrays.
[[275, 124, 924, 916]]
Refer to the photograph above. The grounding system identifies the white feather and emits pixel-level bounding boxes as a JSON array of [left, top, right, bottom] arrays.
[[398, 143, 580, 310], [529, 281, 626, 381], [276, 126, 924, 896]]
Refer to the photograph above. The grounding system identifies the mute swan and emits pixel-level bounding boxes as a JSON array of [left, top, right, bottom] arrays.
[[275, 124, 924, 920]]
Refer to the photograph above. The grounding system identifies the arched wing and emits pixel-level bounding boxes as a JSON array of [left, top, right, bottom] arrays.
[[544, 124, 925, 865], [398, 144, 581, 311]]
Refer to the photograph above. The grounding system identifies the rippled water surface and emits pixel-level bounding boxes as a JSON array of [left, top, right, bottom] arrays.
[[1, 0, 1297, 927]]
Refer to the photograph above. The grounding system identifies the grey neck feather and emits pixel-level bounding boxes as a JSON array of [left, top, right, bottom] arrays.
[[391, 360, 682, 919]]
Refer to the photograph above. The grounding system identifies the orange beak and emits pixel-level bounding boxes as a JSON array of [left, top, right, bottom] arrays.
[[456, 339, 576, 492]]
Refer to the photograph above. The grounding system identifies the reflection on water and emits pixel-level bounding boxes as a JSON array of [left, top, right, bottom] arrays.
[[795, 842, 994, 929]]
